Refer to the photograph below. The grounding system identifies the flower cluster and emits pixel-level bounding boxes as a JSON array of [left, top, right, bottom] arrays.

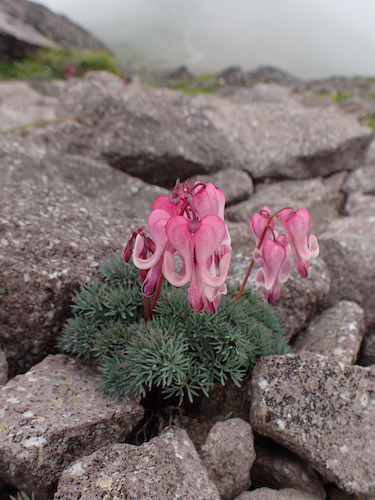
[[125, 179, 320, 315], [125, 180, 232, 314], [250, 206, 320, 303]]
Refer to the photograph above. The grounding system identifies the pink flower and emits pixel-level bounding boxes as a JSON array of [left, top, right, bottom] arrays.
[[253, 235, 291, 303], [163, 215, 231, 312], [278, 208, 319, 278], [249, 206, 275, 245]]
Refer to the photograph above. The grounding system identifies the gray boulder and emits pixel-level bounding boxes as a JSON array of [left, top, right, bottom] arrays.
[[250, 353, 375, 495], [0, 354, 143, 497], [200, 418, 255, 500], [55, 426, 220, 499], [293, 301, 365, 365], [235, 488, 323, 500]]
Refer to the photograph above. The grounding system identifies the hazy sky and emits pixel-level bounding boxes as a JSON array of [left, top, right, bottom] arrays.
[[36, 0, 375, 77]]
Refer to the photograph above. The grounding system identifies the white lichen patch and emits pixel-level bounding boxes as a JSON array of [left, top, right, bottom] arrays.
[[258, 378, 269, 390], [360, 393, 369, 408], [67, 461, 86, 477], [22, 411, 35, 418], [276, 419, 285, 430], [6, 397, 20, 404], [96, 475, 113, 489], [23, 436, 48, 448], [339, 445, 348, 454]]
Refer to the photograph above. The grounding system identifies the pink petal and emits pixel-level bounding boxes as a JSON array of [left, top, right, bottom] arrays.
[[133, 209, 170, 270], [193, 183, 226, 219], [164, 216, 193, 286]]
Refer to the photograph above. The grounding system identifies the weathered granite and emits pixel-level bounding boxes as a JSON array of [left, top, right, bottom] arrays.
[[200, 418, 255, 499], [0, 355, 144, 496], [0, 349, 8, 385], [319, 216, 375, 327], [55, 426, 221, 499], [235, 487, 323, 500], [293, 301, 365, 364], [250, 353, 375, 495]]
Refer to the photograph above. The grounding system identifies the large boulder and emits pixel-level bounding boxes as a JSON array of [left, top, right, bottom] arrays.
[[250, 353, 375, 495], [0, 0, 108, 57], [0, 355, 143, 497], [55, 427, 220, 499], [0, 134, 164, 375]]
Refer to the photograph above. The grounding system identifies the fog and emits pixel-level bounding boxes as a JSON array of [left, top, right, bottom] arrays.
[[37, 0, 375, 78]]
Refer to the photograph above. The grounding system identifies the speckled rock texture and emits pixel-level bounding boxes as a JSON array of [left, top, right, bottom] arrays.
[[0, 137, 165, 375], [235, 487, 323, 500], [0, 354, 143, 496], [251, 444, 326, 498], [200, 418, 255, 499], [200, 93, 372, 181], [293, 301, 365, 364], [54, 426, 220, 500], [250, 353, 375, 495], [226, 175, 345, 228], [0, 349, 8, 385], [342, 164, 375, 195], [319, 216, 375, 328]]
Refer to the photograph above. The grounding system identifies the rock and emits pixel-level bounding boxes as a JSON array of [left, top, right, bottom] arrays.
[[0, 146, 133, 375], [319, 216, 375, 327], [344, 192, 375, 216], [251, 444, 326, 498], [366, 138, 375, 165], [244, 65, 304, 89], [0, 349, 8, 385], [226, 176, 344, 228], [0, 0, 109, 52], [217, 65, 246, 86], [190, 169, 254, 206], [0, 9, 56, 60], [0, 354, 144, 496], [167, 65, 194, 80], [203, 95, 372, 181], [55, 426, 220, 499], [0, 80, 57, 131], [200, 418, 255, 500], [250, 353, 375, 495], [292, 301, 365, 365], [342, 165, 375, 195], [223, 83, 294, 104], [235, 487, 323, 500]]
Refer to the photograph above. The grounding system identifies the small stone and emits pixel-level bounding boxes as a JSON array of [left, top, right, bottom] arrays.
[[293, 301, 365, 365], [0, 355, 144, 496], [0, 349, 8, 385], [55, 427, 220, 499], [235, 487, 323, 499], [250, 353, 375, 495], [200, 418, 255, 499]]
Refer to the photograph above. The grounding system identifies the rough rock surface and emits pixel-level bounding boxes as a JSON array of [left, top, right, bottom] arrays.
[[251, 444, 326, 498], [200, 418, 255, 500], [250, 353, 375, 495], [342, 164, 375, 195], [0, 349, 8, 385], [344, 191, 375, 216], [226, 175, 345, 227], [0, 354, 144, 496], [293, 301, 365, 364], [359, 327, 375, 367], [201, 94, 372, 180], [319, 216, 375, 327], [0, 0, 108, 53], [55, 426, 220, 499], [0, 80, 57, 131], [235, 487, 323, 500]]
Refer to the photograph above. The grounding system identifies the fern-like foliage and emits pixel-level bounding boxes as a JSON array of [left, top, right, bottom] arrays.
[[58, 258, 290, 405]]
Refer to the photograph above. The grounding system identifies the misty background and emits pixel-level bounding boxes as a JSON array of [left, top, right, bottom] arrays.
[[36, 0, 375, 78]]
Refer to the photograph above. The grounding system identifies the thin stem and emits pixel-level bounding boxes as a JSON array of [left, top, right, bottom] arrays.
[[149, 274, 164, 319]]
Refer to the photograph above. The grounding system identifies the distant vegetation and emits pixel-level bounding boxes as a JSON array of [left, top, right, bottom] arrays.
[[0, 47, 123, 81]]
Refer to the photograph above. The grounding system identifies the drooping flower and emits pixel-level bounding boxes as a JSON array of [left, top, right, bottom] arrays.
[[249, 205, 275, 245], [130, 179, 232, 313], [253, 234, 291, 303], [277, 208, 319, 278]]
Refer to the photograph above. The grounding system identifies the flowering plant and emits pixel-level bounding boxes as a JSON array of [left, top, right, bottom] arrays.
[[59, 179, 318, 407]]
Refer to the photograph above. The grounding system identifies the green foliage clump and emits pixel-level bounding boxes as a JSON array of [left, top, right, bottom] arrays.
[[0, 47, 122, 82], [58, 258, 289, 405], [361, 113, 375, 130]]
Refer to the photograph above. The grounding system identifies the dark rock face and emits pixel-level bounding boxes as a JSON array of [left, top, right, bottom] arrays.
[[0, 355, 143, 496], [0, 0, 108, 56], [250, 354, 375, 495]]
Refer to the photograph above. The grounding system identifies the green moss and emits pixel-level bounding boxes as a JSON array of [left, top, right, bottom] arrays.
[[361, 113, 375, 129], [0, 47, 122, 82], [331, 90, 353, 103]]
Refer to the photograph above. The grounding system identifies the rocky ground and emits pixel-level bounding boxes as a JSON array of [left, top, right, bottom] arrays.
[[1, 70, 375, 499]]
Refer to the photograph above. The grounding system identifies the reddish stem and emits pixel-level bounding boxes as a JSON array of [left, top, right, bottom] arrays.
[[143, 295, 150, 322]]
